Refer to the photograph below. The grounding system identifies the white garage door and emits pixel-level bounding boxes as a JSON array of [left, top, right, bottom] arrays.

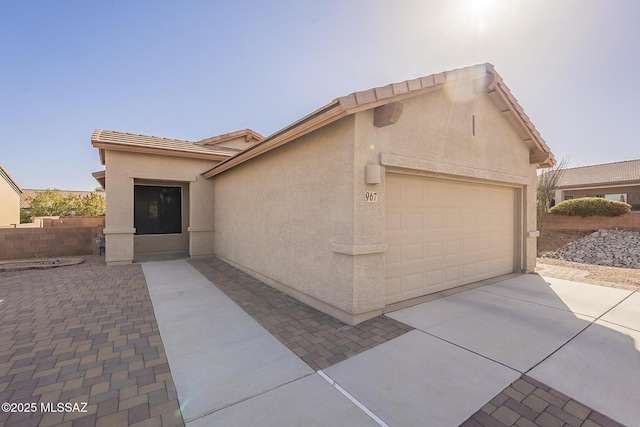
[[385, 174, 515, 305]]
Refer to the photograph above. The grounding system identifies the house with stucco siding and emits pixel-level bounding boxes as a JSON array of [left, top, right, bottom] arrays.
[[92, 63, 554, 324], [0, 165, 22, 226]]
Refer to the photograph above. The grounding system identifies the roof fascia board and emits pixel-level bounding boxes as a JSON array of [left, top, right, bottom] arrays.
[[488, 85, 553, 167], [559, 182, 640, 190], [92, 142, 233, 162], [0, 166, 22, 195]]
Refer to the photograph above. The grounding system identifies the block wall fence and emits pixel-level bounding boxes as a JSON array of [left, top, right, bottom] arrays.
[[0, 216, 105, 260], [544, 212, 640, 232]]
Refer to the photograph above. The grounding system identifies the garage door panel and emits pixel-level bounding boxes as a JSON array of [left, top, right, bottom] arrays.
[[385, 244, 402, 264], [405, 213, 423, 230], [385, 277, 402, 300], [445, 240, 460, 255], [404, 243, 424, 262], [405, 273, 424, 292], [463, 238, 475, 252], [426, 213, 444, 228], [445, 266, 461, 284], [446, 212, 461, 227], [385, 174, 515, 305], [427, 241, 444, 257], [386, 212, 402, 231], [462, 263, 476, 279]]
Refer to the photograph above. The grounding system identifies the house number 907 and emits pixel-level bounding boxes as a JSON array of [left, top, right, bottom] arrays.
[[365, 191, 378, 203]]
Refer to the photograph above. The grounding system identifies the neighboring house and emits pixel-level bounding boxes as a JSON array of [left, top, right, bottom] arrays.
[[20, 189, 106, 213], [554, 159, 640, 210], [93, 63, 554, 324], [0, 165, 22, 226]]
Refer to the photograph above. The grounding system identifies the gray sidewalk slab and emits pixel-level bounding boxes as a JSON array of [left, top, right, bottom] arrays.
[[601, 291, 640, 331], [529, 319, 640, 427], [142, 260, 314, 423], [188, 374, 379, 427], [480, 273, 632, 317], [324, 330, 520, 427], [169, 334, 315, 421], [387, 285, 593, 372]]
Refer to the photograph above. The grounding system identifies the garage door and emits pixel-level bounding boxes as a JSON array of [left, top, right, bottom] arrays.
[[385, 174, 515, 305]]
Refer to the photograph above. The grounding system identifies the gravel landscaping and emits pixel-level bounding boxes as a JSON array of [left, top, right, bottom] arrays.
[[543, 229, 640, 269], [537, 229, 640, 288]]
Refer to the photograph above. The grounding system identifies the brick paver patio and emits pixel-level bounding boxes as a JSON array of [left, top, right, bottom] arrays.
[[0, 256, 183, 427], [462, 375, 624, 427]]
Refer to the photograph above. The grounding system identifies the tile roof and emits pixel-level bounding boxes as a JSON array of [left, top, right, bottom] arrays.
[[197, 129, 264, 145], [91, 129, 249, 164], [203, 63, 554, 179], [558, 159, 640, 187], [0, 165, 22, 195], [336, 63, 489, 110], [20, 189, 105, 209]]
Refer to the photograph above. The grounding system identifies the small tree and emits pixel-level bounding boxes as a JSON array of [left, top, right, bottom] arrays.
[[20, 209, 32, 224], [28, 189, 72, 217], [27, 189, 105, 218], [74, 192, 106, 216], [536, 157, 569, 234]]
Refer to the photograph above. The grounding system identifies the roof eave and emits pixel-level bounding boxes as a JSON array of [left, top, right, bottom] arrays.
[[0, 165, 23, 195], [197, 128, 266, 146], [559, 179, 640, 190], [92, 170, 106, 190], [487, 82, 555, 168], [203, 63, 556, 177], [91, 141, 234, 162]]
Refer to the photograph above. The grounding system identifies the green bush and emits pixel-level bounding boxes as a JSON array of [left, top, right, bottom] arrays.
[[550, 197, 631, 217]]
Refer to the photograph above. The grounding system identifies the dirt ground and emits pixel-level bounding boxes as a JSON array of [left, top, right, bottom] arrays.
[[537, 229, 593, 255]]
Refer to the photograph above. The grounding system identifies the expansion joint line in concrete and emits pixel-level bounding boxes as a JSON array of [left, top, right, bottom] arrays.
[[525, 289, 638, 375], [317, 370, 389, 427]]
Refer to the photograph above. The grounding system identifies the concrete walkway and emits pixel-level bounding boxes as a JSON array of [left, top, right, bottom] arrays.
[[143, 260, 638, 427], [142, 260, 377, 426]]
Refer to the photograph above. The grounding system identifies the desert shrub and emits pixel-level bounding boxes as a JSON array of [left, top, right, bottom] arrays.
[[550, 197, 631, 217]]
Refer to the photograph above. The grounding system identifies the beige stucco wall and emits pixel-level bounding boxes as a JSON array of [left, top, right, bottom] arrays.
[[0, 178, 20, 226], [214, 117, 363, 323], [103, 150, 218, 265], [213, 87, 539, 324]]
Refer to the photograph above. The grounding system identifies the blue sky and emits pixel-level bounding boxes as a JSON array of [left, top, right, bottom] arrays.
[[1, 0, 638, 190]]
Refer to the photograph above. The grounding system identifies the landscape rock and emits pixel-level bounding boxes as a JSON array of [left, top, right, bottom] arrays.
[[543, 229, 640, 269]]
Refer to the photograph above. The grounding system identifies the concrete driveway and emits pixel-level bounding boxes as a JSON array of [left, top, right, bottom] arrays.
[[143, 259, 637, 427], [383, 274, 638, 426]]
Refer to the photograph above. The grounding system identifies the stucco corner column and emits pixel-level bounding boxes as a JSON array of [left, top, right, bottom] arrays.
[[187, 226, 215, 258], [331, 243, 387, 325], [103, 228, 135, 266], [524, 230, 540, 273]]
